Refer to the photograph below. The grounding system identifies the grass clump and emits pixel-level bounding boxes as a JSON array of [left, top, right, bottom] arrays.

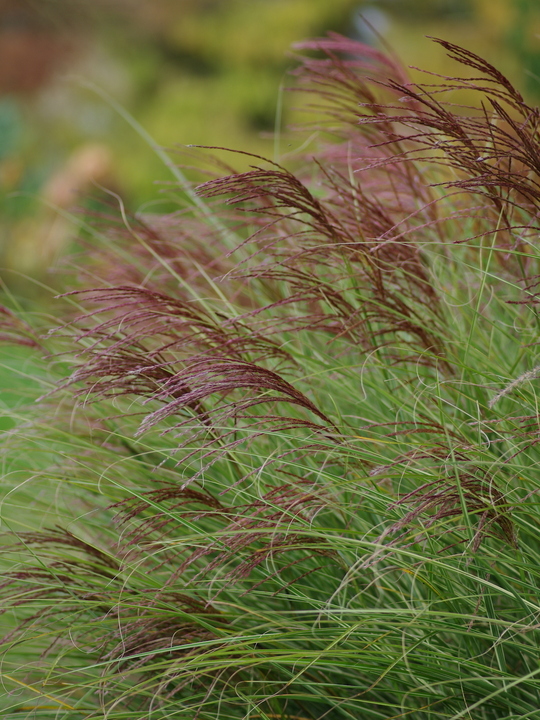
[[3, 34, 540, 719]]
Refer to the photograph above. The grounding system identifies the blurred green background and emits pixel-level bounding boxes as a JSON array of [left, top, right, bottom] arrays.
[[0, 0, 538, 288]]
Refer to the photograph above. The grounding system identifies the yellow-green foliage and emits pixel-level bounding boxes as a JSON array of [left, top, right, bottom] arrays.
[[166, 0, 359, 68]]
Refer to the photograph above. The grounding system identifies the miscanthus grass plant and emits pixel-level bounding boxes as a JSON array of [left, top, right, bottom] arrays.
[[3, 34, 540, 719]]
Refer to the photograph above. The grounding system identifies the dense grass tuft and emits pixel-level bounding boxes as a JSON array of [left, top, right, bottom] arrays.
[[3, 34, 540, 719]]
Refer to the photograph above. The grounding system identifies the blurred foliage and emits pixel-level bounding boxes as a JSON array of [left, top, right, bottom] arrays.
[[0, 0, 539, 290]]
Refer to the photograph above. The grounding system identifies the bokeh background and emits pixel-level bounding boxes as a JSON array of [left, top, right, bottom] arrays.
[[0, 0, 538, 290]]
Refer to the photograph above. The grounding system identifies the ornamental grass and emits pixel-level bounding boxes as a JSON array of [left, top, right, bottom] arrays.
[[2, 35, 540, 719]]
